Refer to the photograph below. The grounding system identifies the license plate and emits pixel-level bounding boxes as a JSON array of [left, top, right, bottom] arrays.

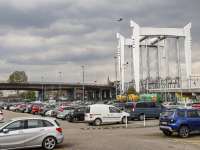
[[85, 115, 87, 117], [45, 114, 46, 116], [162, 122, 167, 124], [68, 116, 70, 118], [127, 110, 130, 112], [58, 113, 60, 114]]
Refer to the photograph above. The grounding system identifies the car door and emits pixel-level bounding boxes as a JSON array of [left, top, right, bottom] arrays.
[[24, 119, 47, 147], [109, 107, 122, 122], [187, 111, 200, 130], [0, 120, 25, 149], [145, 102, 156, 117], [155, 102, 165, 117], [77, 108, 86, 121]]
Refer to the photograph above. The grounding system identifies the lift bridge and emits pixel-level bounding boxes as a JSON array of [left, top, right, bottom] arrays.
[[117, 21, 192, 94]]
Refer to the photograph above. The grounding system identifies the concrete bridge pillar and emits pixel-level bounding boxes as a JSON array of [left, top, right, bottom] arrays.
[[74, 88, 76, 101], [99, 88, 102, 100], [93, 90, 96, 101], [88, 90, 90, 101]]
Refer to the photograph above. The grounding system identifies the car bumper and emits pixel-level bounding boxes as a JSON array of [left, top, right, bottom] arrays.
[[84, 120, 95, 124], [57, 136, 64, 144], [0, 117, 3, 121], [57, 115, 64, 119], [159, 125, 173, 132]]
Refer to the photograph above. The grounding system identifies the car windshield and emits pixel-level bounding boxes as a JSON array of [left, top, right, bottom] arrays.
[[0, 120, 12, 129], [179, 103, 185, 106]]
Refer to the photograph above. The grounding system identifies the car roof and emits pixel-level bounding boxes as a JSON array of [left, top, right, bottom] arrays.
[[10, 117, 56, 121]]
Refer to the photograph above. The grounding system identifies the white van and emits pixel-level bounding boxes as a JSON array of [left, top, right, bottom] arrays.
[[84, 104, 130, 126]]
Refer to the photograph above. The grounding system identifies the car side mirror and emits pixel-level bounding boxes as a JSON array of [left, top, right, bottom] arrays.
[[3, 129, 9, 133]]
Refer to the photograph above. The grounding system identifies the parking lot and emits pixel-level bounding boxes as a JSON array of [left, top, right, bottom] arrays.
[[1, 110, 200, 150]]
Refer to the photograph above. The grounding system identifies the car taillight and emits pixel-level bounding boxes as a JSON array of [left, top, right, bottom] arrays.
[[53, 111, 56, 114], [41, 109, 43, 111], [61, 108, 64, 112], [133, 103, 135, 113], [71, 112, 73, 115], [90, 114, 92, 118], [171, 118, 174, 123], [0, 113, 3, 115], [56, 128, 62, 133]]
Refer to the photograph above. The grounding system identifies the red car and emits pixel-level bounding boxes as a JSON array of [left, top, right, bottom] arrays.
[[192, 102, 200, 109], [31, 105, 42, 115], [59, 103, 70, 106]]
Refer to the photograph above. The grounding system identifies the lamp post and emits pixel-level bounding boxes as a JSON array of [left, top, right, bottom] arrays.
[[114, 56, 117, 100], [59, 72, 61, 100], [81, 66, 84, 102], [42, 77, 43, 101]]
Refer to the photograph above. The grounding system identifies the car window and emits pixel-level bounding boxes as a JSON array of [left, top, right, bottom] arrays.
[[109, 107, 121, 113], [187, 111, 197, 117], [125, 103, 133, 108], [43, 120, 54, 127], [196, 111, 200, 117], [186, 103, 192, 106], [178, 111, 185, 117], [85, 107, 90, 113], [146, 102, 155, 108], [161, 111, 174, 117], [5, 120, 25, 131], [27, 120, 44, 129], [155, 103, 162, 108], [136, 103, 145, 108], [77, 108, 85, 112]]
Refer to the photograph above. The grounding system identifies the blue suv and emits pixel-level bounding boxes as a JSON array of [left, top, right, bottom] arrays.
[[159, 109, 200, 138]]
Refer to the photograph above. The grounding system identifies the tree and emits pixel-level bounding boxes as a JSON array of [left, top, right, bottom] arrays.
[[8, 71, 28, 83], [127, 85, 136, 95], [19, 91, 36, 100]]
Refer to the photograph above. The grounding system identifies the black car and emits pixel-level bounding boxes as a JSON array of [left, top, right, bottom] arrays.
[[112, 103, 126, 111], [5, 104, 13, 110], [39, 105, 56, 116], [68, 107, 86, 123]]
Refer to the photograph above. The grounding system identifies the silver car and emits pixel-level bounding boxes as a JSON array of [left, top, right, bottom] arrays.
[[0, 117, 64, 150]]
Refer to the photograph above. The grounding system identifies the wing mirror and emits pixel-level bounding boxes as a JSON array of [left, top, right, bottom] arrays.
[[3, 129, 9, 133]]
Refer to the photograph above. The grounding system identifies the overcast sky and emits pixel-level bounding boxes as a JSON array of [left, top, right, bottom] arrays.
[[0, 0, 199, 86]]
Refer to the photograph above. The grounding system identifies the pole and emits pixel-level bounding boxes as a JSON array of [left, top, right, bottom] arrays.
[[82, 66, 84, 102], [42, 77, 43, 101], [59, 72, 61, 100], [114, 57, 117, 100]]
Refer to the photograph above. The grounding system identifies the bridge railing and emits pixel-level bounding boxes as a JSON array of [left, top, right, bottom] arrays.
[[0, 81, 116, 88]]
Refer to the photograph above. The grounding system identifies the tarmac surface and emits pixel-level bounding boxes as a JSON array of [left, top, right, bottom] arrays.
[[1, 110, 200, 150]]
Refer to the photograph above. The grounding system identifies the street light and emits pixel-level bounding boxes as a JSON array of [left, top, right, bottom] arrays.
[[42, 77, 43, 101], [81, 66, 84, 102], [59, 72, 61, 100], [114, 56, 117, 100]]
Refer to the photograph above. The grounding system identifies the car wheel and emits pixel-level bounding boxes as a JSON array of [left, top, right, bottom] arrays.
[[43, 136, 56, 150], [94, 118, 101, 126], [178, 126, 189, 138], [122, 116, 128, 124], [138, 114, 144, 121], [65, 115, 68, 120], [72, 117, 78, 123], [22, 110, 25, 113], [163, 130, 173, 136]]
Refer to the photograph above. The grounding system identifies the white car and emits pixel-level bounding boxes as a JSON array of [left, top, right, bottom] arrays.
[[0, 117, 64, 150], [178, 103, 193, 109], [85, 104, 130, 126], [0, 110, 3, 121]]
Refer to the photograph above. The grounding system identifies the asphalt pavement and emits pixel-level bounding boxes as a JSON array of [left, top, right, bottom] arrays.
[[1, 110, 200, 150]]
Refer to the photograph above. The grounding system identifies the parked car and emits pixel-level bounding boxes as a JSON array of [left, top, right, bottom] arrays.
[[107, 100, 121, 105], [112, 103, 126, 111], [159, 109, 200, 138], [26, 103, 43, 113], [31, 105, 43, 115], [192, 102, 200, 109], [5, 104, 13, 110], [163, 102, 179, 110], [57, 105, 78, 120], [45, 106, 62, 117], [59, 103, 70, 107], [85, 104, 130, 126], [0, 103, 8, 109], [125, 101, 167, 120], [10, 104, 20, 111], [39, 105, 56, 116], [178, 103, 193, 109], [0, 117, 64, 149], [18, 104, 29, 112], [68, 107, 86, 123], [0, 110, 3, 121]]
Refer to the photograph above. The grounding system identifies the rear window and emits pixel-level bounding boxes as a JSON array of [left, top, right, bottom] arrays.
[[125, 103, 133, 108], [85, 107, 90, 113], [161, 111, 174, 117]]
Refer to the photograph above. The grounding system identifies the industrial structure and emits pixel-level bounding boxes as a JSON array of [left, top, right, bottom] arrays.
[[117, 20, 192, 95]]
